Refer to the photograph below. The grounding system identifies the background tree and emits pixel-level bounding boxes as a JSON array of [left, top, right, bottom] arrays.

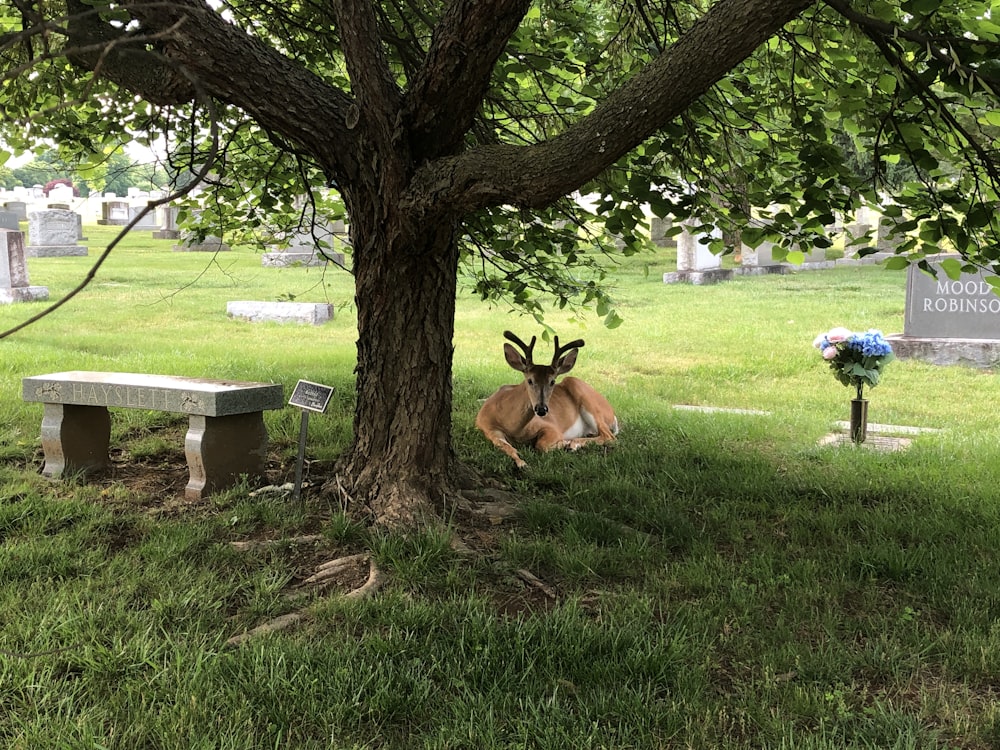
[[4, 146, 167, 194], [2, 0, 999, 527]]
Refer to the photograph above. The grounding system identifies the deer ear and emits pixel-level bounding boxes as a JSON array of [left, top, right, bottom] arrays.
[[555, 348, 579, 374], [504, 343, 528, 372]]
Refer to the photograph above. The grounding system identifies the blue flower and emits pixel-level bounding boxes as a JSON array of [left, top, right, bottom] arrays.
[[847, 330, 893, 358], [812, 326, 895, 400]]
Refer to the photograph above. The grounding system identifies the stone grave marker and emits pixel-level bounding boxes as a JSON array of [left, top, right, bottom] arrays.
[[4, 201, 28, 221], [887, 254, 1000, 367], [741, 241, 831, 274], [649, 217, 677, 249], [25, 210, 88, 257], [152, 205, 180, 240], [127, 206, 159, 231], [663, 221, 732, 284], [0, 211, 19, 230], [739, 241, 786, 275], [98, 200, 130, 226], [227, 301, 334, 325], [0, 229, 49, 303], [173, 232, 231, 252], [261, 220, 347, 267]]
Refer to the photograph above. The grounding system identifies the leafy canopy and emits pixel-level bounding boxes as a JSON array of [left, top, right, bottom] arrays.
[[2, 0, 1000, 312]]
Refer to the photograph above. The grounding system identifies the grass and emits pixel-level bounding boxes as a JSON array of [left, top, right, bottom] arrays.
[[2, 225, 1000, 747]]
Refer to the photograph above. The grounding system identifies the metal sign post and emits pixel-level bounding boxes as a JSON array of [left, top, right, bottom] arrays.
[[288, 379, 335, 501]]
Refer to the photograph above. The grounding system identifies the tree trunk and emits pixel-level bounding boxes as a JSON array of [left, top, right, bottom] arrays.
[[338, 204, 461, 528]]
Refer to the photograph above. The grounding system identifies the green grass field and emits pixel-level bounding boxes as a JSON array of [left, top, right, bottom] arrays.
[[1, 226, 999, 748]]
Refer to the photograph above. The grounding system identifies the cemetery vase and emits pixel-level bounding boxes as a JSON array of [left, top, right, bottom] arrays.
[[850, 398, 868, 444]]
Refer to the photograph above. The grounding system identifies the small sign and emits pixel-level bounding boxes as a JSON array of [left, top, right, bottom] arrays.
[[289, 379, 334, 413]]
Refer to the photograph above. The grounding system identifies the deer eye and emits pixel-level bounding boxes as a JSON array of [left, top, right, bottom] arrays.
[[527, 378, 534, 385], [549, 380, 556, 387]]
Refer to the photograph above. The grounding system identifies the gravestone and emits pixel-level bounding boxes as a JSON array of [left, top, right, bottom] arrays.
[[173, 233, 231, 252], [261, 220, 347, 267], [4, 201, 28, 221], [127, 206, 159, 231], [48, 184, 75, 203], [663, 221, 732, 284], [25, 210, 88, 257], [838, 209, 897, 266], [741, 241, 831, 273], [739, 241, 787, 275], [0, 230, 49, 303], [649, 217, 677, 249], [227, 301, 334, 325], [153, 205, 180, 240], [887, 254, 1000, 367], [0, 211, 19, 230], [98, 200, 130, 226]]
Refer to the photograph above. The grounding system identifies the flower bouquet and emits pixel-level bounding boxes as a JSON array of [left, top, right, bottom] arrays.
[[813, 327, 895, 442]]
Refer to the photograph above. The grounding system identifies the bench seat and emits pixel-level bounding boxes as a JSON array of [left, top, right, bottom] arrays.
[[23, 371, 285, 500]]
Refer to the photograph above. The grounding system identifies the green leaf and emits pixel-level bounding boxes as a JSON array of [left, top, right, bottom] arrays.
[[981, 110, 1000, 127], [883, 257, 910, 270], [877, 74, 897, 94], [939, 257, 963, 280]]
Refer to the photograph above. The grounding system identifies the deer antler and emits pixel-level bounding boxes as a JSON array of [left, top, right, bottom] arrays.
[[551, 336, 585, 366], [503, 331, 537, 365]]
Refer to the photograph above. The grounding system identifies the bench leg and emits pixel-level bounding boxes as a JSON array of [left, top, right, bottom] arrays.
[[184, 412, 269, 500], [39, 403, 111, 478]]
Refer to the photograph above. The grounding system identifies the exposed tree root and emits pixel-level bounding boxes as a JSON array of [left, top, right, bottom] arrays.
[[225, 613, 303, 647], [297, 553, 370, 588], [226, 554, 384, 646], [515, 568, 558, 599], [454, 487, 520, 524], [229, 534, 325, 552], [344, 559, 384, 600]]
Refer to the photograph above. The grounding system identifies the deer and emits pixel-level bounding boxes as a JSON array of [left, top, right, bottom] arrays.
[[475, 331, 619, 468]]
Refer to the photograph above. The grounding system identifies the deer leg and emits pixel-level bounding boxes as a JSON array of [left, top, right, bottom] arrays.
[[564, 423, 618, 451], [535, 428, 571, 454], [484, 430, 528, 469]]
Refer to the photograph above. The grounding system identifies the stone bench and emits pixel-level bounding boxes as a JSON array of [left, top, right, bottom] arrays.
[[22, 371, 284, 500]]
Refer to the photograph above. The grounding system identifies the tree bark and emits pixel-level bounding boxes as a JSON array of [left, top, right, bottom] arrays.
[[339, 194, 461, 527]]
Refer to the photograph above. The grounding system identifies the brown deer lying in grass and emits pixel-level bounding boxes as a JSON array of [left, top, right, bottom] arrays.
[[475, 331, 619, 468]]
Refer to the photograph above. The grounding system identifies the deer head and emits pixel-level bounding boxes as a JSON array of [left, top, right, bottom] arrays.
[[503, 331, 585, 417]]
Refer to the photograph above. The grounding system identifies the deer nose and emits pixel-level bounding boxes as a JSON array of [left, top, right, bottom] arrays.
[[534, 404, 548, 417]]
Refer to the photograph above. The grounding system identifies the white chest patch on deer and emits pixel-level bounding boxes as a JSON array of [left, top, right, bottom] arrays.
[[562, 413, 590, 440]]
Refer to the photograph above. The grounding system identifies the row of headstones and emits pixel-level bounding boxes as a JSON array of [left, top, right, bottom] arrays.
[[2, 202, 348, 267], [651, 217, 1000, 366], [5, 211, 997, 366], [658, 216, 903, 285], [0, 224, 339, 324]]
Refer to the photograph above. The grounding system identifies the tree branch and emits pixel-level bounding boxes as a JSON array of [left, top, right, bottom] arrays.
[[62, 0, 363, 182], [332, 0, 404, 151], [404, 0, 532, 161], [402, 0, 815, 216], [822, 0, 1000, 96]]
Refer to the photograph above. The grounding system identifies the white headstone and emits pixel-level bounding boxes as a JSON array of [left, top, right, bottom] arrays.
[[0, 229, 49, 303], [676, 221, 721, 272], [48, 184, 74, 202]]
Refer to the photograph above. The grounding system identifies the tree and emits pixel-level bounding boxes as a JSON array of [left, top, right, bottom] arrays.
[[2, 0, 999, 527]]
